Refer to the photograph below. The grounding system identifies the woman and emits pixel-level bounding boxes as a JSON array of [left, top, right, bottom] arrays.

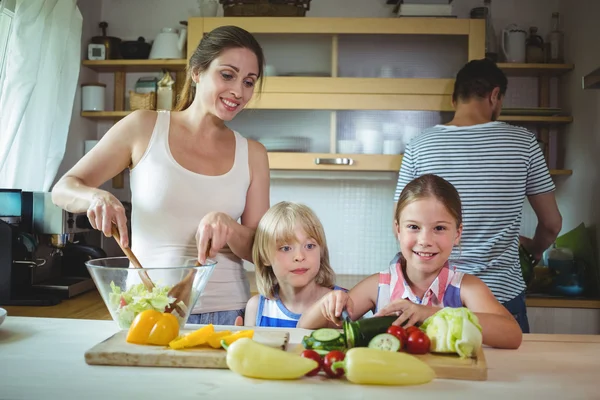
[[51, 26, 270, 326]]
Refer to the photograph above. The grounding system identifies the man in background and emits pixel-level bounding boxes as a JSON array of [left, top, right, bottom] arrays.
[[395, 59, 562, 332]]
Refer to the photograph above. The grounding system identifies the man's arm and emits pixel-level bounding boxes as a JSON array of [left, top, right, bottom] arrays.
[[524, 191, 562, 260]]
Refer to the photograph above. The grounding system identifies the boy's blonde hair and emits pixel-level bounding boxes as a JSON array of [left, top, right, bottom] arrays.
[[252, 201, 335, 299]]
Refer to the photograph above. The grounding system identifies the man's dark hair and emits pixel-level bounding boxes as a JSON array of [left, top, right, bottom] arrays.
[[452, 59, 508, 103]]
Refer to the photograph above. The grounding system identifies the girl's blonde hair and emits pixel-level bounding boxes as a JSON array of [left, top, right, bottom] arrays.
[[395, 174, 462, 228], [252, 201, 335, 299]]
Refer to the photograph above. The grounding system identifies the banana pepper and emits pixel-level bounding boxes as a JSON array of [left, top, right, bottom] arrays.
[[126, 309, 180, 346], [331, 348, 435, 386], [225, 338, 318, 380]]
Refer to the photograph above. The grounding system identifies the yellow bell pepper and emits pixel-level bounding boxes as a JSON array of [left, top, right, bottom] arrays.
[[169, 324, 215, 350], [331, 348, 435, 386], [126, 309, 180, 346], [225, 338, 318, 380], [220, 329, 254, 347], [206, 330, 232, 348]]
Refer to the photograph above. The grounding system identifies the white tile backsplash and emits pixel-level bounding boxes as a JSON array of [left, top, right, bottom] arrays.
[[269, 174, 400, 275]]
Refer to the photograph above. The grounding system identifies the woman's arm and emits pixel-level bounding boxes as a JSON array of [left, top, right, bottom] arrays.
[[298, 273, 380, 329], [460, 274, 523, 349], [51, 110, 155, 246], [243, 295, 260, 327]]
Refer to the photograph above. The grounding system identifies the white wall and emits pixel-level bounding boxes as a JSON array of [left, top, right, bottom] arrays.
[[61, 0, 589, 279], [557, 0, 600, 262]]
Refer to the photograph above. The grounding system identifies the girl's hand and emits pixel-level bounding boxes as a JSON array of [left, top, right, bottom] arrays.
[[196, 212, 235, 264], [86, 191, 128, 247], [374, 300, 438, 327], [320, 291, 353, 327]]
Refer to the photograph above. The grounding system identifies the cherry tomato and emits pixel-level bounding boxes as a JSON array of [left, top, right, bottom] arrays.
[[300, 350, 323, 376], [406, 330, 431, 355], [386, 325, 407, 349], [323, 350, 345, 378]]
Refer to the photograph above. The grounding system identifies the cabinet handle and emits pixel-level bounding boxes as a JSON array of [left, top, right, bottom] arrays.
[[314, 157, 354, 166]]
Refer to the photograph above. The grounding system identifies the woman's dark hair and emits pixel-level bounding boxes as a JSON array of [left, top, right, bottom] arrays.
[[452, 58, 508, 103], [175, 25, 265, 111]]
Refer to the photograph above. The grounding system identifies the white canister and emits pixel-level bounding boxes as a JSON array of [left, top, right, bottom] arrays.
[[81, 83, 106, 111]]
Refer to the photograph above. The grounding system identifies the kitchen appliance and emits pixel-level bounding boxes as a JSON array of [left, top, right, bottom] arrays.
[[149, 27, 187, 60], [0, 190, 106, 306], [501, 24, 527, 63], [87, 43, 106, 60], [120, 37, 151, 60], [90, 21, 122, 60]]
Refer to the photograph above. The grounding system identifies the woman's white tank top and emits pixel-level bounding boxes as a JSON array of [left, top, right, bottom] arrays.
[[129, 111, 251, 313]]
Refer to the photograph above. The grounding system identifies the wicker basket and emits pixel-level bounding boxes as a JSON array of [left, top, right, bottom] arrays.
[[219, 0, 310, 17], [129, 91, 156, 111]]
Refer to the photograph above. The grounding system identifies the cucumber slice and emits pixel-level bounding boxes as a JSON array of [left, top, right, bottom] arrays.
[[368, 333, 401, 352], [311, 328, 341, 342]]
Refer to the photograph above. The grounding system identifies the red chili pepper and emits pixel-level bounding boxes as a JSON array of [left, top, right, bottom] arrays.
[[323, 350, 345, 378]]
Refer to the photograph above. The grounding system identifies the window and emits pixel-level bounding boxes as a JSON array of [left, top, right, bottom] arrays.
[[0, 0, 15, 84]]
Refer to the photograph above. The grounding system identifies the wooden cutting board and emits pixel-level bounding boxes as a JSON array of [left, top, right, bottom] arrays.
[[412, 346, 487, 381], [291, 343, 487, 382], [85, 328, 289, 369]]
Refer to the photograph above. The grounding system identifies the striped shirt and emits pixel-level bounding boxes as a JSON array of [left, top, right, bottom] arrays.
[[376, 253, 464, 313], [394, 121, 555, 303], [256, 285, 346, 328]]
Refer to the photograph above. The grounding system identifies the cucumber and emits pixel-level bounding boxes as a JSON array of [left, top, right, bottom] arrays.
[[311, 328, 341, 343], [344, 316, 398, 348], [368, 333, 401, 352]]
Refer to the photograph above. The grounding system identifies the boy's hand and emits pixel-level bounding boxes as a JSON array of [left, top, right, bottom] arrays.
[[320, 291, 353, 326]]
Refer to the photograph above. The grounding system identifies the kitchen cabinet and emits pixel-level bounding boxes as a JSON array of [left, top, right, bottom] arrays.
[[80, 17, 574, 175]]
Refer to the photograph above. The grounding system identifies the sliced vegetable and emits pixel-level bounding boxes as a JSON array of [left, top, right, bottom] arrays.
[[420, 307, 483, 358], [207, 330, 232, 348], [311, 328, 341, 342], [300, 350, 323, 376], [331, 347, 435, 386], [386, 325, 407, 348], [225, 338, 319, 380], [126, 309, 180, 346], [406, 330, 431, 355], [368, 333, 401, 352], [343, 316, 397, 348], [169, 324, 215, 349], [323, 350, 346, 379], [302, 331, 346, 354], [220, 329, 255, 347]]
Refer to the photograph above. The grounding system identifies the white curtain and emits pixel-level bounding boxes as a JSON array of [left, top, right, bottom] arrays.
[[0, 0, 82, 191]]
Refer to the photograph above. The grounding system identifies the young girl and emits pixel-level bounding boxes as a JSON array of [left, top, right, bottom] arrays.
[[298, 174, 523, 349], [244, 201, 344, 327]]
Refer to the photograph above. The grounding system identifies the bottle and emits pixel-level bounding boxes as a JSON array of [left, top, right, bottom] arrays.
[[483, 0, 498, 61], [156, 70, 175, 111], [526, 26, 544, 63], [548, 12, 564, 63]]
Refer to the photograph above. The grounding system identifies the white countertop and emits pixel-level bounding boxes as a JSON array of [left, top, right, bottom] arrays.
[[0, 316, 599, 400]]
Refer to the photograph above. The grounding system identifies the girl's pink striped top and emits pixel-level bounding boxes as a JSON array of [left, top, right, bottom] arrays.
[[375, 252, 465, 313]]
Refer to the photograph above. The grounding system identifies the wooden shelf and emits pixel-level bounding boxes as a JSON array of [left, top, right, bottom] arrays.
[[498, 63, 574, 77], [498, 115, 573, 124], [549, 169, 572, 176], [197, 17, 473, 35], [82, 59, 186, 72]]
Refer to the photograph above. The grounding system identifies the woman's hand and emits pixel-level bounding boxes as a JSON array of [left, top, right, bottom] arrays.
[[196, 212, 235, 264], [86, 191, 128, 247], [320, 291, 353, 327], [374, 300, 438, 327]]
